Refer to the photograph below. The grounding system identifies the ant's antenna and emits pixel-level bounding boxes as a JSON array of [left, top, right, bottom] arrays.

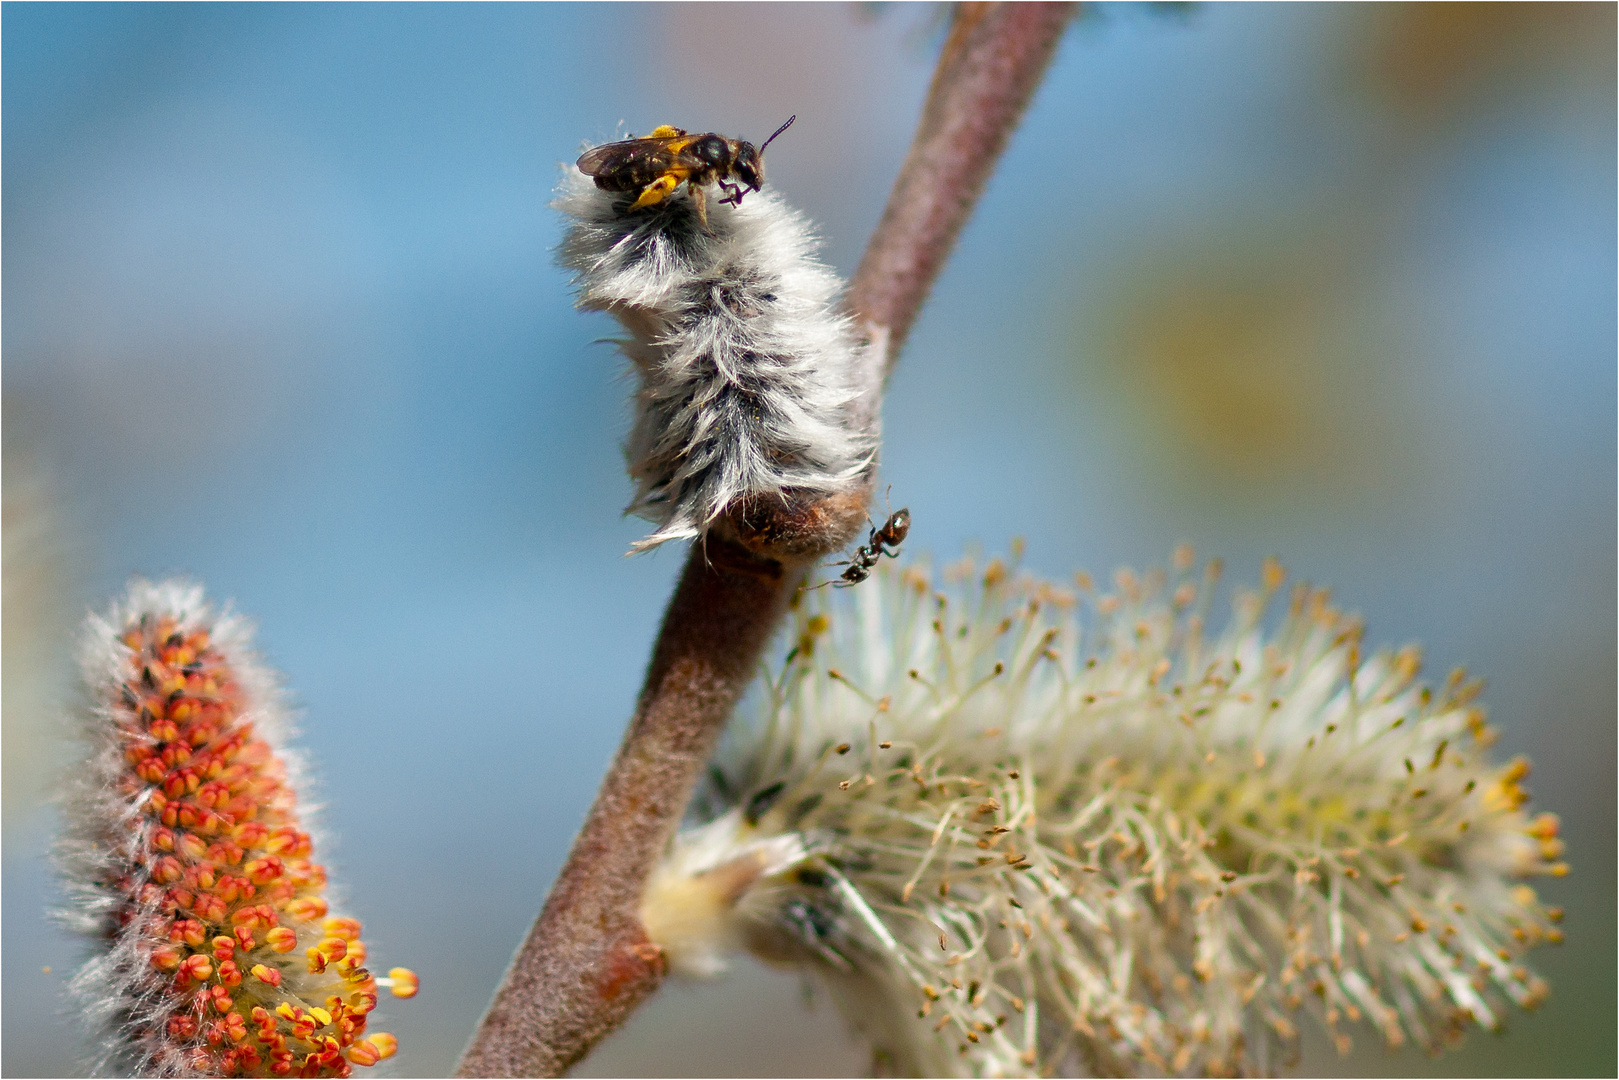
[[759, 115, 796, 156]]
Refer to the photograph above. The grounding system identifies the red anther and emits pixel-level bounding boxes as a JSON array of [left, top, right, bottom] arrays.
[[367, 1033, 397, 1060], [166, 888, 195, 913], [174, 801, 201, 827], [234, 926, 256, 950], [197, 780, 231, 808], [160, 741, 193, 767], [286, 896, 328, 922], [216, 875, 244, 903], [346, 1041, 380, 1067], [151, 827, 178, 852], [337, 940, 367, 971], [209, 986, 235, 1014], [323, 917, 363, 941], [285, 861, 327, 891], [167, 1013, 200, 1039], [152, 856, 184, 884], [191, 865, 217, 890], [209, 840, 246, 866], [212, 935, 237, 960], [151, 946, 183, 971], [197, 808, 229, 835], [266, 927, 298, 953], [171, 918, 207, 946], [251, 963, 283, 988], [245, 857, 285, 885], [192, 893, 228, 922], [179, 954, 214, 982], [136, 756, 168, 783], [149, 719, 180, 743], [218, 959, 242, 987], [266, 826, 306, 856], [234, 821, 269, 848], [307, 948, 329, 975], [177, 832, 209, 861]]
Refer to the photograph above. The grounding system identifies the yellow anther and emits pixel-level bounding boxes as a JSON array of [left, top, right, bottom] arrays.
[[386, 967, 419, 999]]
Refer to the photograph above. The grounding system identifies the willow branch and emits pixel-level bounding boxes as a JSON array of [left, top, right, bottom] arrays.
[[455, 5, 1072, 1076], [850, 2, 1074, 364]]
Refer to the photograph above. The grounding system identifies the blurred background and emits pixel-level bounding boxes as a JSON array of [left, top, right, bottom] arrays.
[[4, 3, 1612, 1075]]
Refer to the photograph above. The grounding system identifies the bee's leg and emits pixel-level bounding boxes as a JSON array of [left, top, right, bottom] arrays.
[[691, 183, 709, 230], [717, 180, 744, 207], [630, 173, 682, 211]]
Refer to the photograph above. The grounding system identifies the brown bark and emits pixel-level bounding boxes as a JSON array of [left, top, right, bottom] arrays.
[[849, 2, 1075, 365], [455, 5, 1073, 1075]]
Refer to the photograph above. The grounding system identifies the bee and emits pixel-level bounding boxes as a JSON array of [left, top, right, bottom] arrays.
[[819, 507, 911, 589], [576, 115, 795, 228]]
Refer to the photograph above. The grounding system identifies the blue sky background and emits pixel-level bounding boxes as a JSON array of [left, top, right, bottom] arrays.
[[4, 4, 1612, 1075]]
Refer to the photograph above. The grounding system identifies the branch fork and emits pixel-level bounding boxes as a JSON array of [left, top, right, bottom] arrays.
[[457, 6, 1074, 1075]]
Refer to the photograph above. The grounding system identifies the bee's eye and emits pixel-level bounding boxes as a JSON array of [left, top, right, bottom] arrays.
[[733, 148, 762, 187]]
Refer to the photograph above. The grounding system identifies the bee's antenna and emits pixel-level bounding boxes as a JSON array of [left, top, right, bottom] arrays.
[[759, 115, 796, 156]]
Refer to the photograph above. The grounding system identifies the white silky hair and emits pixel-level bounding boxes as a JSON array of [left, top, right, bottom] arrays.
[[555, 167, 881, 552]]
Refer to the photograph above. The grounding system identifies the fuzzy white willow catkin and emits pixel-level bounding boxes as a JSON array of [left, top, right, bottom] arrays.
[[640, 550, 1566, 1077], [57, 580, 417, 1078], [555, 148, 880, 553]]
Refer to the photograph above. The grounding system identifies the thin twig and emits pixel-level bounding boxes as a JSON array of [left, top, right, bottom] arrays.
[[455, 5, 1073, 1076], [851, 2, 1076, 365]]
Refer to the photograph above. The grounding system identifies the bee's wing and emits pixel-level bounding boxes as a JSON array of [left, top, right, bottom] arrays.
[[576, 137, 675, 176]]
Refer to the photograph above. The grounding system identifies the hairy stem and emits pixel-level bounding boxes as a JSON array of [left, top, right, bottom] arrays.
[[455, 5, 1072, 1075]]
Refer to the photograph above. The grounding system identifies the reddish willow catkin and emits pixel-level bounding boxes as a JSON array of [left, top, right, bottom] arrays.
[[57, 580, 418, 1078]]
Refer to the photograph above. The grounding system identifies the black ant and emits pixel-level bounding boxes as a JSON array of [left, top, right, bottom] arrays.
[[817, 506, 910, 588]]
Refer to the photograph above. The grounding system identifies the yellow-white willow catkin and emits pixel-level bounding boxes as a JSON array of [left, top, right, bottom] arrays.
[[642, 550, 1566, 1076]]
